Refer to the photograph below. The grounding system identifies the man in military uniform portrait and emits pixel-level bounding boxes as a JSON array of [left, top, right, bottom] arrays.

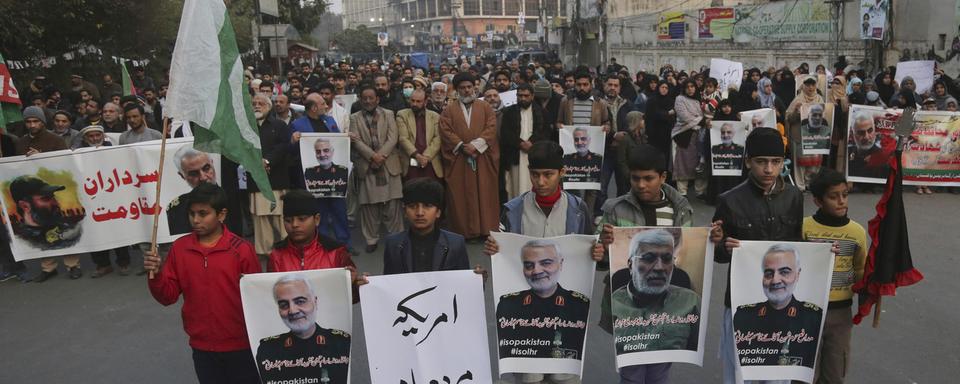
[[801, 104, 832, 153], [734, 243, 823, 369], [303, 138, 348, 197], [256, 274, 351, 384], [563, 127, 603, 183], [712, 123, 745, 171], [750, 114, 765, 130], [847, 112, 889, 179], [10, 176, 83, 250], [612, 228, 700, 354], [167, 145, 219, 235], [496, 239, 590, 361]]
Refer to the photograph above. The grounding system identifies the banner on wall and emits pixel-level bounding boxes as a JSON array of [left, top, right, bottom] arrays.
[[699, 8, 735, 39], [658, 11, 686, 40], [732, 0, 834, 42], [859, 0, 888, 40]]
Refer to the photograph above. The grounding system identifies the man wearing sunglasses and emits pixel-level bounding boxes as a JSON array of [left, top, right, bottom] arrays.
[[611, 228, 700, 355]]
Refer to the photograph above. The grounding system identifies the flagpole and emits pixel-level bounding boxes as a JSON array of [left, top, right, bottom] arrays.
[[872, 296, 882, 328], [148, 117, 171, 280]]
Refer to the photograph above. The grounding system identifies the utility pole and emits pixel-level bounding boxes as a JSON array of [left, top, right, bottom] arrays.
[[825, 0, 847, 66]]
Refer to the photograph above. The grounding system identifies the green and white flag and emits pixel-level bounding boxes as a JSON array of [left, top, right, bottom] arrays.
[[0, 52, 23, 130], [165, 0, 273, 201]]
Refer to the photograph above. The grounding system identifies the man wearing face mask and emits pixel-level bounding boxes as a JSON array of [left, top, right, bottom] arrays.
[[439, 73, 500, 241]]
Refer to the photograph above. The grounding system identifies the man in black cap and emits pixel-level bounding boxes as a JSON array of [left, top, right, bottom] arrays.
[[382, 178, 471, 274], [10, 176, 84, 281], [710, 127, 804, 383]]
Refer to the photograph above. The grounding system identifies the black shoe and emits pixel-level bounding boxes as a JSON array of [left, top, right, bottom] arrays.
[[365, 244, 378, 253], [68, 266, 82, 279], [33, 270, 58, 283]]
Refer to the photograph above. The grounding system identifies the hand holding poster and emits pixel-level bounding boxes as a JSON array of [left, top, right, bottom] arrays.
[[499, 90, 518, 108], [731, 241, 833, 383], [559, 125, 605, 190], [710, 58, 743, 92], [710, 121, 748, 176], [361, 270, 492, 384], [240, 269, 353, 384], [846, 105, 901, 183], [895, 60, 935, 95], [608, 227, 714, 368], [799, 103, 835, 155], [299, 133, 351, 198], [490, 232, 596, 377], [0, 138, 220, 261]]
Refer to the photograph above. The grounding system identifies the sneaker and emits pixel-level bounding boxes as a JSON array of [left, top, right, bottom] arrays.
[[0, 271, 17, 282], [15, 271, 33, 283], [68, 266, 83, 279], [365, 244, 378, 253], [33, 270, 59, 283]]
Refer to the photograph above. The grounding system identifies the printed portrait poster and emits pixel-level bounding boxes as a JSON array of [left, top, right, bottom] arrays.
[[490, 232, 597, 377], [739, 108, 776, 132], [299, 132, 351, 198], [334, 94, 357, 110], [0, 138, 220, 261], [799, 103, 836, 155], [846, 105, 902, 184], [559, 125, 606, 190], [859, 0, 888, 40], [608, 227, 714, 368], [499, 90, 518, 108], [901, 111, 960, 186], [730, 241, 834, 383], [710, 120, 748, 176], [240, 269, 353, 384], [360, 270, 492, 384]]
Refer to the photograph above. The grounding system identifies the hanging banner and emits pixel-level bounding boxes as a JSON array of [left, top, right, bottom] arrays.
[[299, 133, 351, 198], [710, 58, 743, 92], [240, 269, 353, 384], [490, 233, 597, 378], [0, 138, 220, 261], [360, 270, 492, 384], [710, 121, 748, 176], [799, 103, 836, 155], [658, 11, 686, 40], [731, 241, 833, 383], [608, 227, 714, 368], [732, 0, 834, 42], [859, 0, 888, 40], [846, 105, 901, 184], [901, 111, 960, 186], [559, 125, 606, 190], [699, 8, 735, 40]]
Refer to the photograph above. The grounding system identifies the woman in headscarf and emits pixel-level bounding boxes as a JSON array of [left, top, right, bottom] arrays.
[[774, 68, 797, 107], [734, 81, 761, 113], [786, 76, 826, 189], [847, 77, 866, 105], [615, 111, 647, 194], [874, 71, 898, 106], [889, 76, 922, 107], [645, 80, 677, 161], [671, 79, 707, 198], [758, 77, 786, 121]]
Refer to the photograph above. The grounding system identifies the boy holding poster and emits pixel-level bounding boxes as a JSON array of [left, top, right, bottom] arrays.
[[144, 183, 262, 384], [803, 170, 867, 383]]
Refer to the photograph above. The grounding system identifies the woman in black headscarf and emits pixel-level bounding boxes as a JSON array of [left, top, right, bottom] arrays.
[[735, 81, 761, 113], [875, 70, 897, 106], [644, 80, 677, 160]]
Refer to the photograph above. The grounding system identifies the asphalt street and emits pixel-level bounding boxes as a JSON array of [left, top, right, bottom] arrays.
[[0, 190, 957, 383]]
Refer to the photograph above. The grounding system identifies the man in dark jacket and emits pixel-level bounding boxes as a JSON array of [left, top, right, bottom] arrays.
[[499, 83, 551, 204], [382, 178, 472, 274], [250, 93, 293, 256], [711, 128, 803, 384]]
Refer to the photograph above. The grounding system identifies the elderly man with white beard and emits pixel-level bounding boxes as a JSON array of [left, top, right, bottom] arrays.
[[255, 274, 351, 384], [733, 243, 823, 373]]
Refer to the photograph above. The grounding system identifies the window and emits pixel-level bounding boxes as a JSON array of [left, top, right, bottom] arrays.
[[428, 0, 436, 17], [505, 0, 520, 15], [482, 0, 502, 16], [463, 0, 480, 15], [544, 0, 558, 17], [439, 0, 451, 16], [524, 0, 539, 16]]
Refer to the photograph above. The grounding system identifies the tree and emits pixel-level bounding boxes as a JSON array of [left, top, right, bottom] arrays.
[[278, 0, 326, 37], [331, 26, 382, 55]]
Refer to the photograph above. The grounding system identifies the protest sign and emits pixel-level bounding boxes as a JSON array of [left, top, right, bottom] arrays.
[[731, 241, 833, 383], [240, 269, 353, 384], [608, 227, 714, 368], [895, 60, 935, 95], [710, 121, 748, 176], [0, 138, 220, 261], [846, 105, 901, 184], [860, 0, 887, 40], [799, 103, 835, 155], [490, 232, 596, 377], [710, 58, 743, 92], [739, 108, 776, 132], [901, 111, 960, 186], [334, 94, 357, 111], [559, 125, 605, 190], [698, 8, 735, 39], [361, 270, 492, 384], [299, 133, 351, 198], [499, 90, 518, 108]]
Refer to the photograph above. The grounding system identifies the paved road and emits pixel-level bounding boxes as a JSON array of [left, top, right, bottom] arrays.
[[1, 191, 957, 383]]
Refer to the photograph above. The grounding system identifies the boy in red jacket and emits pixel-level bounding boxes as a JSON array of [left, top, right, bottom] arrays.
[[144, 183, 262, 384]]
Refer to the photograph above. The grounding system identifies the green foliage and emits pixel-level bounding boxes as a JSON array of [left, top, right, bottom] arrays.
[[331, 25, 398, 55], [278, 0, 326, 37]]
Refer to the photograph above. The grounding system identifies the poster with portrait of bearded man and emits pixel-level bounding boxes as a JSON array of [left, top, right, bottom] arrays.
[[559, 125, 606, 190], [240, 269, 353, 384], [731, 241, 833, 383], [299, 133, 351, 198], [490, 232, 597, 377], [608, 227, 714, 368]]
